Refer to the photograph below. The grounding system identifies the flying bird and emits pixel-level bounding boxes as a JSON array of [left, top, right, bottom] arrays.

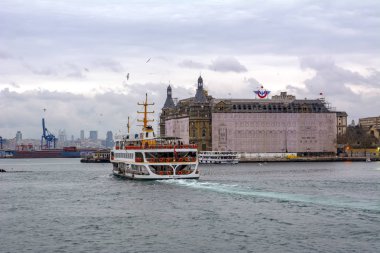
[[84, 68, 89, 72], [126, 73, 129, 80], [146, 58, 151, 63]]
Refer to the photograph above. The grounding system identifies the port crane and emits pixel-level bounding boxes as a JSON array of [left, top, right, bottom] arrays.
[[41, 118, 57, 149]]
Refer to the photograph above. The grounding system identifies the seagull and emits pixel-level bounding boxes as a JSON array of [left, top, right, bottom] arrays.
[[126, 73, 129, 80], [84, 68, 89, 72], [146, 58, 151, 63]]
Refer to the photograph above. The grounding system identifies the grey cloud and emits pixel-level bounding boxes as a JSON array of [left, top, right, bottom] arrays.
[[93, 59, 124, 73], [9, 82, 20, 88], [300, 57, 379, 94], [245, 77, 261, 87], [291, 57, 380, 120], [178, 60, 206, 69], [0, 82, 195, 139], [2, 1, 378, 60], [24, 64, 57, 76], [209, 57, 247, 73], [0, 51, 12, 59]]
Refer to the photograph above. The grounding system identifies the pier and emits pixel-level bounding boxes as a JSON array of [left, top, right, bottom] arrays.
[[240, 156, 379, 163]]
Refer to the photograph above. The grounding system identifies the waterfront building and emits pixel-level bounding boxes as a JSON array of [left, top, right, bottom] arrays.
[[160, 76, 213, 150], [358, 116, 380, 143], [105, 131, 114, 148], [160, 76, 347, 155], [368, 126, 380, 141], [80, 130, 85, 140], [15, 131, 22, 144], [89, 130, 98, 141], [359, 116, 380, 129], [58, 129, 67, 147], [336, 111, 348, 137]]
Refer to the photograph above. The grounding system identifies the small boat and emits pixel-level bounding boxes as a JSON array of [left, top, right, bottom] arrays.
[[199, 151, 240, 164], [110, 94, 200, 180], [80, 149, 111, 163], [366, 157, 371, 162]]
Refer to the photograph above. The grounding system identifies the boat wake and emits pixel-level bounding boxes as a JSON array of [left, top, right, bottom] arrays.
[[160, 179, 380, 212]]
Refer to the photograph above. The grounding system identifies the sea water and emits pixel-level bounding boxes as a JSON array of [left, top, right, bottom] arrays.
[[1, 159, 379, 253]]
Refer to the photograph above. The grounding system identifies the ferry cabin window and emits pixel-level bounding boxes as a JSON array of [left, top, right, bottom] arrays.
[[136, 152, 144, 160], [146, 132, 149, 138]]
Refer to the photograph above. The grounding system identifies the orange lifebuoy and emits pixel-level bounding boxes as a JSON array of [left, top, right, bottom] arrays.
[[166, 171, 171, 175], [159, 171, 164, 175], [185, 157, 190, 162], [178, 158, 183, 162], [159, 158, 164, 162], [177, 171, 182, 175]]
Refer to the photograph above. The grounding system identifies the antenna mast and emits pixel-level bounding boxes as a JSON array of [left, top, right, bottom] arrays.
[[127, 116, 130, 133], [137, 93, 155, 128]]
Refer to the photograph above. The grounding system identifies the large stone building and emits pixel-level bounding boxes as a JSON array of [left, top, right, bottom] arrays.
[[359, 116, 380, 143], [160, 76, 346, 155], [160, 77, 213, 150], [359, 116, 380, 129]]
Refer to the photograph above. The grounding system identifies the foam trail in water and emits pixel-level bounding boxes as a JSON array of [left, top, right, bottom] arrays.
[[161, 179, 380, 212]]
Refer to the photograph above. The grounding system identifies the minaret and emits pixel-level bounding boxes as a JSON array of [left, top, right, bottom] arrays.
[[194, 75, 207, 103], [163, 85, 175, 109]]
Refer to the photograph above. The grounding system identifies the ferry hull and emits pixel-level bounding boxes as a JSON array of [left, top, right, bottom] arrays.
[[112, 170, 200, 180]]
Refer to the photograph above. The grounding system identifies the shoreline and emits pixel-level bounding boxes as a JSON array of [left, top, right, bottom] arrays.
[[240, 157, 378, 163]]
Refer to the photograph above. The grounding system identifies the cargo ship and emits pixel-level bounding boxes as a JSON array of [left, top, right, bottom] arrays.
[[3, 146, 97, 159]]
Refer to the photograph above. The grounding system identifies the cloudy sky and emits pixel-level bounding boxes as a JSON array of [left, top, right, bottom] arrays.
[[1, 0, 379, 139]]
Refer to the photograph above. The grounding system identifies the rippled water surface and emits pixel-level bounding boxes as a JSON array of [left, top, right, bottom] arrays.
[[1, 159, 380, 253]]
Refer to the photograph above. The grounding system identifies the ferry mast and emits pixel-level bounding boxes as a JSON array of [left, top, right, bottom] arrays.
[[137, 93, 155, 129]]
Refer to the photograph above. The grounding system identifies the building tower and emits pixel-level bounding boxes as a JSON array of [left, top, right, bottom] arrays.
[[160, 84, 176, 137], [89, 130, 98, 141], [194, 75, 208, 103], [163, 85, 175, 109], [105, 131, 114, 148], [15, 131, 22, 144]]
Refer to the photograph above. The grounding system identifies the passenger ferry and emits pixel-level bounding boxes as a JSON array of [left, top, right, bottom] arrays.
[[199, 151, 240, 164], [110, 94, 200, 180]]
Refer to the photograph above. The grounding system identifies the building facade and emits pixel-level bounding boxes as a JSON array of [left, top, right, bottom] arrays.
[[160, 76, 213, 150], [105, 131, 114, 148], [15, 131, 22, 144], [160, 76, 345, 154], [89, 130, 98, 141], [336, 111, 348, 137], [359, 116, 380, 129]]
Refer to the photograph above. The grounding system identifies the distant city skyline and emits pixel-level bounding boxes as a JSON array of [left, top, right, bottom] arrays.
[[1, 0, 379, 138]]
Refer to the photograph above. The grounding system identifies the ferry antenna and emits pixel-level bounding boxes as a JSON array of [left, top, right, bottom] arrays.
[[137, 93, 155, 128], [127, 116, 130, 133]]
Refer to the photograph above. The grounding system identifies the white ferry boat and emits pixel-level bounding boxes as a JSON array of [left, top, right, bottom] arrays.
[[199, 151, 240, 164], [110, 94, 200, 180]]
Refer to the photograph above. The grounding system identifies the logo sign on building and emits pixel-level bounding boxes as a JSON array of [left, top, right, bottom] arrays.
[[254, 86, 271, 99]]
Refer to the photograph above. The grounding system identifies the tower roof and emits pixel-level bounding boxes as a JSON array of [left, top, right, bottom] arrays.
[[163, 85, 175, 109], [194, 75, 208, 103]]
